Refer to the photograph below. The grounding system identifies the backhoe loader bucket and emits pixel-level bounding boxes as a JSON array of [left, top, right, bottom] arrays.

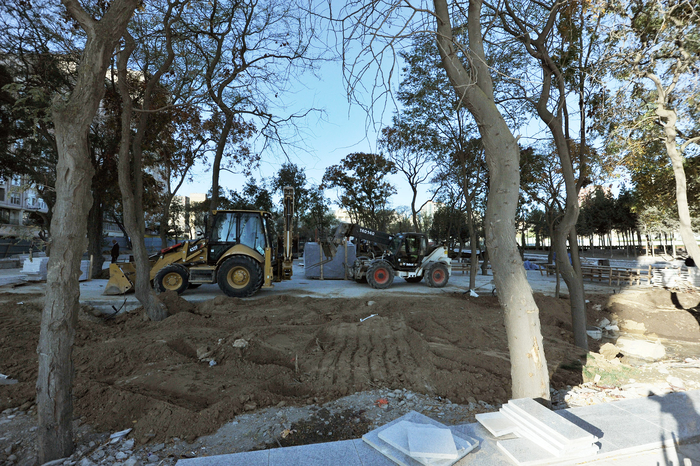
[[104, 263, 136, 295]]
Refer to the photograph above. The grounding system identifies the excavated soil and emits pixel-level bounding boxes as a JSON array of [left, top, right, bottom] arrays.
[[1, 291, 604, 446]]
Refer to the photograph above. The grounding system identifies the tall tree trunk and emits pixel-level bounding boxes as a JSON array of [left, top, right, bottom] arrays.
[[434, 0, 549, 399], [208, 116, 233, 223], [38, 117, 94, 464], [637, 230, 642, 255], [411, 185, 420, 232], [116, 32, 168, 321], [86, 192, 105, 278], [37, 1, 138, 462], [466, 202, 478, 290], [651, 77, 700, 264], [159, 192, 176, 249]]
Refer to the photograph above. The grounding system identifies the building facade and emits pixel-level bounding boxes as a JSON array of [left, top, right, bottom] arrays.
[[0, 174, 48, 230]]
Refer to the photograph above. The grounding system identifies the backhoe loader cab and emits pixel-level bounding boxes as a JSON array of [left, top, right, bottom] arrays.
[[104, 187, 295, 298]]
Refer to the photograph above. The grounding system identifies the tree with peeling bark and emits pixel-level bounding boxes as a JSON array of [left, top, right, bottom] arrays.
[[115, 0, 189, 322], [34, 0, 139, 461], [604, 0, 700, 263], [494, 0, 604, 350], [333, 0, 550, 399]]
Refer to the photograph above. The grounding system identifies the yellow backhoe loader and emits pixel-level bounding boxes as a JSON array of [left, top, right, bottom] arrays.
[[104, 187, 295, 298]]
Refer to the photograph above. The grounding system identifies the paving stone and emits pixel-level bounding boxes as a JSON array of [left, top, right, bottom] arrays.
[[175, 449, 269, 466], [406, 424, 458, 459], [613, 392, 700, 442], [174, 392, 700, 466], [560, 403, 674, 456], [497, 437, 598, 466], [352, 439, 397, 466], [269, 440, 362, 466], [475, 411, 517, 438]]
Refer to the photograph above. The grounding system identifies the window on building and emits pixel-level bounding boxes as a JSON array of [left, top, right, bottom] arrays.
[[0, 208, 20, 225], [10, 193, 21, 205], [0, 187, 4, 202], [11, 176, 21, 186]]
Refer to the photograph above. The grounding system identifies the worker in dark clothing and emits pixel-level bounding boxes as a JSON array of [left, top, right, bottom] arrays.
[[111, 240, 120, 263]]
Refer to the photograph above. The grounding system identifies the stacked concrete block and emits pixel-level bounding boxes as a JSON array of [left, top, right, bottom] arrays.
[[651, 268, 681, 288], [687, 266, 700, 287], [79, 260, 90, 281], [0, 275, 27, 287], [304, 241, 356, 280], [477, 398, 598, 465], [21, 257, 49, 281], [20, 257, 90, 281]]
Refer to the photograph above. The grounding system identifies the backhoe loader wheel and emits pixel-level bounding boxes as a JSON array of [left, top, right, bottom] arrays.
[[217, 256, 263, 298], [405, 276, 422, 283], [367, 261, 394, 289], [154, 264, 190, 295], [426, 262, 449, 288]]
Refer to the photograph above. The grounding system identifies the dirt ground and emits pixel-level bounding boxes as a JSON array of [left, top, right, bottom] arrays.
[[2, 287, 700, 464]]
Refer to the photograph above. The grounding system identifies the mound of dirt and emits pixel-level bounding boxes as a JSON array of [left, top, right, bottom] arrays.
[[607, 290, 700, 341], [0, 291, 593, 445]]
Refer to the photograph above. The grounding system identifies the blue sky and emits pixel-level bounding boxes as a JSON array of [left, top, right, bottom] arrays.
[[181, 57, 413, 208], [180, 22, 428, 211]]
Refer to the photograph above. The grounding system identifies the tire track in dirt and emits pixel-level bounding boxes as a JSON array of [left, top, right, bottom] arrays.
[[310, 316, 437, 395]]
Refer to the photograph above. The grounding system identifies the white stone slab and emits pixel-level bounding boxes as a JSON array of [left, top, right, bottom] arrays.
[[378, 421, 417, 456], [498, 437, 599, 466], [476, 411, 518, 438], [406, 424, 458, 460], [500, 406, 569, 457], [505, 398, 597, 447], [364, 411, 478, 466]]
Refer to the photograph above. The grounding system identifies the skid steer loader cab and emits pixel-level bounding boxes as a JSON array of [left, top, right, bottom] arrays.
[[388, 233, 428, 270]]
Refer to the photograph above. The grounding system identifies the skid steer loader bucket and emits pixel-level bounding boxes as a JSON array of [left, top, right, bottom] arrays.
[[104, 263, 136, 295]]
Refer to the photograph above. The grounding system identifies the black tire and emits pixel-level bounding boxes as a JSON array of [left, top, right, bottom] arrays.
[[366, 261, 394, 289], [405, 276, 423, 283], [426, 262, 449, 288], [217, 255, 263, 298], [154, 264, 189, 294]]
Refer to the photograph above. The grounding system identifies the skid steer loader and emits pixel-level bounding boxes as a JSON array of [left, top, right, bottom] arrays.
[[104, 187, 295, 298], [326, 223, 452, 289]]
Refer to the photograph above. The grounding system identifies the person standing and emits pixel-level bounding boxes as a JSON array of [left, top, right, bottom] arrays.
[[111, 239, 120, 263]]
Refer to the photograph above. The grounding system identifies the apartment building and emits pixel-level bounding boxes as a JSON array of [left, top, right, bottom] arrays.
[[0, 174, 48, 227]]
